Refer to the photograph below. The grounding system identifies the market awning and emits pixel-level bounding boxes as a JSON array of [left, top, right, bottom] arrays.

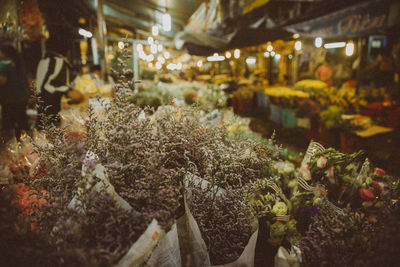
[[285, 0, 400, 38], [86, 0, 201, 40], [174, 0, 280, 52]]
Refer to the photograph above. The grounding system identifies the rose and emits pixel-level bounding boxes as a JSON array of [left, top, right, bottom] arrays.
[[317, 156, 327, 168], [271, 201, 288, 216], [359, 188, 376, 201], [326, 166, 335, 184], [374, 168, 386, 176], [300, 165, 311, 181]]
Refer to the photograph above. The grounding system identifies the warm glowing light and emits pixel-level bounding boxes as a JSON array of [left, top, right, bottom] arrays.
[[78, 28, 93, 38], [139, 51, 146, 59], [197, 60, 202, 67], [267, 45, 273, 52], [147, 36, 154, 45], [162, 13, 171, 32], [288, 54, 293, 59], [315, 37, 323, 48], [295, 41, 302, 51], [150, 44, 157, 54], [167, 63, 176, 70], [152, 25, 159, 36], [246, 57, 256, 64], [271, 51, 275, 57], [207, 55, 225, 61], [158, 44, 163, 52], [345, 42, 355, 56], [225, 51, 231, 58], [293, 33, 300, 39], [234, 49, 240, 59], [157, 56, 165, 64], [164, 51, 170, 59], [148, 62, 153, 68], [264, 52, 270, 58], [146, 54, 154, 62], [176, 62, 182, 70], [324, 42, 346, 49], [156, 62, 162, 69], [275, 54, 281, 60], [118, 41, 124, 49], [136, 44, 143, 52]]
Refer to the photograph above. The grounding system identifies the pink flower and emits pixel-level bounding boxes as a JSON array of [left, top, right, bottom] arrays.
[[317, 156, 328, 168], [300, 165, 312, 181], [326, 166, 335, 183], [359, 188, 376, 201], [374, 168, 386, 176]]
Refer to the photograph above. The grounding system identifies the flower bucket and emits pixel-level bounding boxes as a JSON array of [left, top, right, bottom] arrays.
[[255, 91, 269, 110], [281, 109, 298, 129], [270, 104, 282, 125]]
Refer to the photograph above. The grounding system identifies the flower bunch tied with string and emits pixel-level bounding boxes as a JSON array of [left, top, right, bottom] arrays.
[[298, 142, 397, 223], [296, 142, 362, 207], [351, 161, 396, 223]]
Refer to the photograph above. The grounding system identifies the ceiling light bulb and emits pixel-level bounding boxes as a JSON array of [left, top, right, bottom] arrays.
[[150, 44, 157, 54], [295, 40, 302, 51], [345, 42, 355, 56], [315, 37, 323, 48], [234, 49, 240, 59], [152, 25, 159, 36], [118, 41, 124, 49], [162, 13, 171, 32]]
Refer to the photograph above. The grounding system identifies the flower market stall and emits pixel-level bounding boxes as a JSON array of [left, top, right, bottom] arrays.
[[1, 52, 400, 267], [1, 0, 400, 266]]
